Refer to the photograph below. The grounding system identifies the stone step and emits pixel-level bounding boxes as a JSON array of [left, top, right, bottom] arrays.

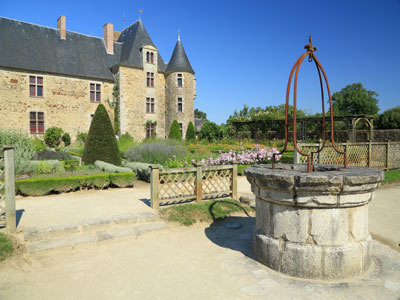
[[24, 211, 158, 242], [26, 222, 168, 253]]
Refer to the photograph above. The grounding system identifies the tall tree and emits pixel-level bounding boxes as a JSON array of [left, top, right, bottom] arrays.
[[331, 83, 379, 115], [376, 106, 400, 129], [194, 108, 207, 120]]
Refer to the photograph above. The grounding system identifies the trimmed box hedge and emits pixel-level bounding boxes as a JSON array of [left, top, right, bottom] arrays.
[[16, 172, 136, 196]]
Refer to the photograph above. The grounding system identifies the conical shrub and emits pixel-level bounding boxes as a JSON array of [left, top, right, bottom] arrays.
[[82, 104, 121, 165], [185, 121, 196, 140], [168, 120, 182, 141]]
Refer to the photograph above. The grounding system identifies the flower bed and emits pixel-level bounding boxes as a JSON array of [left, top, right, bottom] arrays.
[[16, 172, 136, 196]]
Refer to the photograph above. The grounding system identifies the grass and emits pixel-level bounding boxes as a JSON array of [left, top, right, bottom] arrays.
[[383, 169, 400, 183], [0, 232, 14, 262], [159, 199, 252, 226]]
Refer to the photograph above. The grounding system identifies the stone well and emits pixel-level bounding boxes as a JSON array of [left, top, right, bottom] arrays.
[[245, 164, 384, 280]]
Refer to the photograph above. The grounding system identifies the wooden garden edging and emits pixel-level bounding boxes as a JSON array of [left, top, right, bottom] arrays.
[[150, 163, 238, 208], [296, 141, 400, 170], [0, 145, 16, 233]]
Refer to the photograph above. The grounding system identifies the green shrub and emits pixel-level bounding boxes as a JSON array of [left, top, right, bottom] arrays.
[[32, 138, 46, 152], [44, 127, 64, 148], [376, 106, 400, 129], [94, 160, 133, 173], [16, 173, 135, 196], [62, 132, 71, 146], [26, 160, 65, 175], [185, 121, 196, 140], [122, 161, 153, 182], [76, 132, 88, 145], [33, 150, 74, 161], [83, 104, 121, 166], [118, 133, 136, 157], [0, 130, 35, 174], [168, 120, 182, 140], [109, 172, 136, 187]]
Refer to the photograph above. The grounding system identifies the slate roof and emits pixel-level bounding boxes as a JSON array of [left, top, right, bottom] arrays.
[[166, 40, 194, 74], [0, 17, 189, 80], [117, 20, 166, 72], [0, 17, 119, 81]]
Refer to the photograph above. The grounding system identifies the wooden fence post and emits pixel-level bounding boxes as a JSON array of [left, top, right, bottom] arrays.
[[294, 145, 300, 164], [386, 140, 390, 170], [195, 163, 203, 203], [368, 140, 372, 168], [317, 139, 322, 164], [232, 162, 238, 201], [150, 165, 160, 209], [4, 146, 16, 233]]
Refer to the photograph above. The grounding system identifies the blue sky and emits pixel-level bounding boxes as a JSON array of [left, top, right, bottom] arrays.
[[1, 0, 399, 124]]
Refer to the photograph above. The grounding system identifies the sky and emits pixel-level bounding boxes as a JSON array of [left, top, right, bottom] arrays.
[[1, 0, 399, 124]]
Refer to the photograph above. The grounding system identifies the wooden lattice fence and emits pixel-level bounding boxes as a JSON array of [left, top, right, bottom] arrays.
[[150, 164, 238, 208], [296, 141, 400, 170], [0, 146, 16, 233]]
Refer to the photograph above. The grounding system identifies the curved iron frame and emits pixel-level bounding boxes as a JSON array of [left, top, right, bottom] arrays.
[[272, 36, 347, 173]]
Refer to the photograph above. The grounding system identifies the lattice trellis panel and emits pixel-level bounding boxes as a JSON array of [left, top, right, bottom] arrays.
[[371, 144, 386, 169], [347, 144, 368, 166], [159, 171, 196, 202], [0, 153, 5, 226], [202, 169, 232, 199], [389, 143, 400, 169]]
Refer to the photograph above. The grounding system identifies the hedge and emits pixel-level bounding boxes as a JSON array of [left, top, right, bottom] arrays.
[[122, 161, 153, 182], [94, 160, 132, 173], [16, 172, 136, 196]]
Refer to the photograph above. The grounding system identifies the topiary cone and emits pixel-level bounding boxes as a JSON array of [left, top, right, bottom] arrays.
[[168, 120, 182, 140], [82, 104, 121, 166], [185, 121, 196, 140]]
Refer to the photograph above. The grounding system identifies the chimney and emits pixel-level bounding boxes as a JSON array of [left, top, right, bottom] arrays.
[[113, 30, 121, 41], [103, 23, 114, 55], [57, 16, 66, 40]]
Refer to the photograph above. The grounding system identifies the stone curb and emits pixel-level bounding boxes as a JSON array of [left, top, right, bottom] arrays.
[[24, 211, 158, 242], [26, 222, 168, 253]]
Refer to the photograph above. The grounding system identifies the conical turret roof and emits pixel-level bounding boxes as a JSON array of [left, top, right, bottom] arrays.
[[166, 39, 194, 74], [117, 19, 166, 71]]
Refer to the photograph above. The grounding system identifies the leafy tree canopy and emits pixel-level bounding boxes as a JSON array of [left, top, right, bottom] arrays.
[[376, 106, 400, 129], [198, 120, 220, 141], [331, 83, 379, 116], [194, 108, 207, 120]]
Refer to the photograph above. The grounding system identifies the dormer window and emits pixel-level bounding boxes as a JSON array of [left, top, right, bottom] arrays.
[[146, 51, 154, 64], [177, 73, 183, 87]]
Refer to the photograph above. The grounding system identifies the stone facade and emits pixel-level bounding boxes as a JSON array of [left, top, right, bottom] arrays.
[[0, 67, 114, 140], [246, 164, 384, 280], [0, 17, 196, 142], [165, 71, 196, 138]]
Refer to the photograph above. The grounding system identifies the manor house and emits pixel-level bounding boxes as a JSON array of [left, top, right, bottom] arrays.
[[0, 16, 196, 141]]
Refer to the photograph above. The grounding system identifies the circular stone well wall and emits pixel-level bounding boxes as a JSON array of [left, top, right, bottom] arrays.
[[245, 164, 383, 280]]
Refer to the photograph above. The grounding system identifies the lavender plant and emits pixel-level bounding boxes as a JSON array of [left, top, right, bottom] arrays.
[[125, 140, 187, 164]]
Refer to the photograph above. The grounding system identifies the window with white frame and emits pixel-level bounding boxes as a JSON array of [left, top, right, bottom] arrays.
[[177, 73, 183, 87], [177, 97, 183, 113]]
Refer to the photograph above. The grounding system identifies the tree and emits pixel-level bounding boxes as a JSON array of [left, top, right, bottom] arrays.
[[185, 121, 196, 140], [331, 83, 379, 116], [198, 120, 219, 141], [376, 106, 400, 129], [62, 132, 71, 146], [82, 104, 121, 165], [194, 108, 207, 120], [44, 127, 63, 148], [168, 120, 182, 140]]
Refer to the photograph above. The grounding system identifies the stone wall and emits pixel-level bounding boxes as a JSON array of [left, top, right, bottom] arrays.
[[0, 67, 114, 141], [119, 66, 166, 140], [165, 71, 195, 138]]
